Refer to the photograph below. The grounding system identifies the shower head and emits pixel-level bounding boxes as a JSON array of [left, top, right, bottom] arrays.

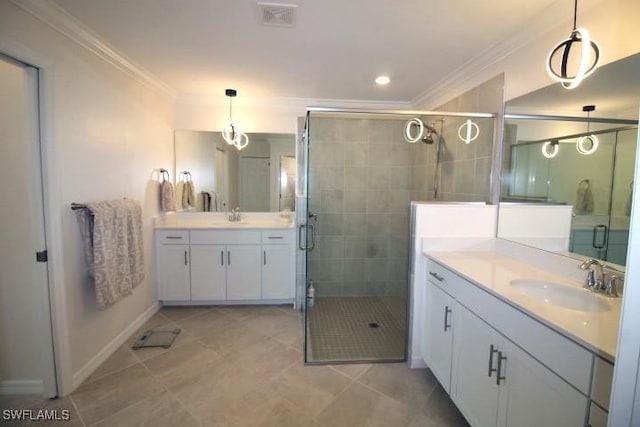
[[421, 123, 438, 144]]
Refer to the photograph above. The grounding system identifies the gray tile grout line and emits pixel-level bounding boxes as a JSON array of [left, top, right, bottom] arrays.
[[67, 394, 87, 427]]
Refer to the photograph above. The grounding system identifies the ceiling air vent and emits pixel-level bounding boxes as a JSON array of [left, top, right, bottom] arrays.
[[258, 2, 297, 28]]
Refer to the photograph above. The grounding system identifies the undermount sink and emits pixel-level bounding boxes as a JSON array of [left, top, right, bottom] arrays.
[[510, 279, 611, 312]]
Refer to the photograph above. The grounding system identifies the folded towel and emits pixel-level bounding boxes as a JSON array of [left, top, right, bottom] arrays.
[[161, 180, 176, 212], [207, 191, 218, 212], [575, 179, 594, 214], [75, 199, 145, 309]]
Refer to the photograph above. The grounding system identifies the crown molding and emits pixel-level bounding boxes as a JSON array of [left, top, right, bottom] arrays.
[[11, 0, 176, 99], [176, 94, 412, 111]]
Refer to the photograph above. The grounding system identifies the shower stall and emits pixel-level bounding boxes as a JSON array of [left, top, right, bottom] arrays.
[[299, 109, 496, 364]]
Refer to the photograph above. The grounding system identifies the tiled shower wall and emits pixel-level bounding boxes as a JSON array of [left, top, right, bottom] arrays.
[[307, 117, 436, 297]]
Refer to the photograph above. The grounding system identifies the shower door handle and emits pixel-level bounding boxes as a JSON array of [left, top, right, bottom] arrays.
[[298, 223, 316, 251], [592, 224, 608, 249]]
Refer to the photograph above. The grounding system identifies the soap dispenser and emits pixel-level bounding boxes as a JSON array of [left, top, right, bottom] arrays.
[[307, 281, 315, 308]]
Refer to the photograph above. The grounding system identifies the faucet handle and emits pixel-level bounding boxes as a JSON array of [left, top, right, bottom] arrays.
[[605, 274, 620, 297], [584, 269, 596, 289]]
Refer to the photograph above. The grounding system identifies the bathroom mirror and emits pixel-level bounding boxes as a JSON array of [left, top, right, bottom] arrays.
[[498, 53, 640, 267], [174, 130, 295, 212]]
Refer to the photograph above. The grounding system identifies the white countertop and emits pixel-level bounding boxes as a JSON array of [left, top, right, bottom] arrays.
[[154, 212, 295, 230], [423, 250, 621, 362]]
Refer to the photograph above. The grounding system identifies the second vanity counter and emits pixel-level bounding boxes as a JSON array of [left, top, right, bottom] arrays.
[[154, 212, 295, 229], [423, 250, 621, 362]]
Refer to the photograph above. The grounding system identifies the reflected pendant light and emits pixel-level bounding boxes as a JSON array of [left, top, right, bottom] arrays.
[[541, 140, 559, 159], [458, 120, 479, 144], [546, 0, 600, 89], [576, 105, 599, 155], [222, 89, 249, 150]]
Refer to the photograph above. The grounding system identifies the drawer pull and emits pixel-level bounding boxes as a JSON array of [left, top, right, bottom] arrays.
[[444, 306, 452, 332], [429, 271, 445, 282], [496, 352, 507, 385], [268, 236, 284, 240], [488, 344, 498, 377], [166, 236, 182, 239]]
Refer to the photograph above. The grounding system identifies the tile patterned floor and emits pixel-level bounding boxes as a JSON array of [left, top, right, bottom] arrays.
[[0, 305, 469, 427], [306, 297, 406, 362]]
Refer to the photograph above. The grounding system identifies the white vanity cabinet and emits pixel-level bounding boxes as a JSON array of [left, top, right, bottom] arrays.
[[156, 227, 294, 304], [157, 231, 191, 300], [424, 259, 591, 427], [262, 230, 295, 299], [423, 275, 455, 392]]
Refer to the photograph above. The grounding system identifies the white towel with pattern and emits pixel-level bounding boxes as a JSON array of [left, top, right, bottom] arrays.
[[76, 199, 145, 309]]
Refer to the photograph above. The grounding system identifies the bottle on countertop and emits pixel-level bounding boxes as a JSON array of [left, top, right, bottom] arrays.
[[307, 281, 315, 308]]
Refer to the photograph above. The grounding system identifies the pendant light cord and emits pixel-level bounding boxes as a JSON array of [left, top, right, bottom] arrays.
[[572, 0, 578, 30]]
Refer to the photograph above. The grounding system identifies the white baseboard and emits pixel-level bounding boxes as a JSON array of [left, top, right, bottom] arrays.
[[71, 302, 160, 390], [0, 380, 44, 395], [409, 357, 427, 369]]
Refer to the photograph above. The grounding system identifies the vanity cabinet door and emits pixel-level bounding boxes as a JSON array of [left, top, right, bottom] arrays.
[[497, 339, 588, 427], [190, 245, 226, 300], [157, 244, 190, 300], [226, 244, 261, 300], [262, 244, 291, 299], [423, 281, 454, 393], [451, 304, 501, 427]]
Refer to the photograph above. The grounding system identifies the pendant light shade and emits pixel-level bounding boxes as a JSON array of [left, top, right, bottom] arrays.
[[222, 89, 249, 150], [547, 0, 600, 89]]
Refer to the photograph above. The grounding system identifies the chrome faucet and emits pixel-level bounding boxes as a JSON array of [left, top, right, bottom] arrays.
[[228, 207, 242, 222], [579, 259, 605, 291]]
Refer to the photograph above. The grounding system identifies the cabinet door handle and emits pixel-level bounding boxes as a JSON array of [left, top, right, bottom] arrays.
[[221, 250, 224, 266], [228, 250, 231, 266], [496, 351, 507, 385], [268, 236, 283, 239], [429, 271, 444, 282], [488, 344, 498, 377], [263, 250, 266, 265], [443, 306, 452, 332], [184, 250, 188, 266]]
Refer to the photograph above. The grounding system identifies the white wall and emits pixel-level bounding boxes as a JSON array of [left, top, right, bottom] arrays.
[[415, 0, 640, 108], [0, 1, 174, 394]]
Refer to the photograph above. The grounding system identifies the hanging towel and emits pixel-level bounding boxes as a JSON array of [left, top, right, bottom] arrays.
[[161, 180, 176, 212], [75, 199, 145, 309], [575, 179, 594, 214], [207, 191, 218, 212], [182, 180, 196, 209]]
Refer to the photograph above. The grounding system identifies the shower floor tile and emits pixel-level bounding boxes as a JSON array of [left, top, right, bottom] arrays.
[[306, 296, 407, 363]]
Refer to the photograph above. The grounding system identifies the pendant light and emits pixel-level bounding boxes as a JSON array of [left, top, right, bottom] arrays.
[[576, 105, 599, 155], [458, 119, 479, 144], [222, 89, 249, 150], [541, 140, 559, 159], [546, 0, 600, 90]]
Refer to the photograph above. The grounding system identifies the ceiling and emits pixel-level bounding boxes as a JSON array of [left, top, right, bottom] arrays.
[[51, 0, 564, 103]]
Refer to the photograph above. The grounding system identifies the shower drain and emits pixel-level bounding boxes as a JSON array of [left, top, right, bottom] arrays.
[[368, 322, 380, 328]]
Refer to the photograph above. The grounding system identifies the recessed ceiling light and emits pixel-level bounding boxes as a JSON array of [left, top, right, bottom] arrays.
[[375, 75, 390, 86]]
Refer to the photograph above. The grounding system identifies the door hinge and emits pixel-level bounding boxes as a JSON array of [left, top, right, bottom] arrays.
[[36, 250, 48, 262]]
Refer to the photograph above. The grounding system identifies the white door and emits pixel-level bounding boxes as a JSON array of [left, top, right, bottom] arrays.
[[0, 54, 57, 397], [497, 339, 588, 427], [157, 244, 191, 300], [191, 245, 226, 300], [423, 282, 454, 392], [226, 245, 261, 300], [240, 157, 270, 211], [451, 304, 501, 427], [262, 244, 291, 299]]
